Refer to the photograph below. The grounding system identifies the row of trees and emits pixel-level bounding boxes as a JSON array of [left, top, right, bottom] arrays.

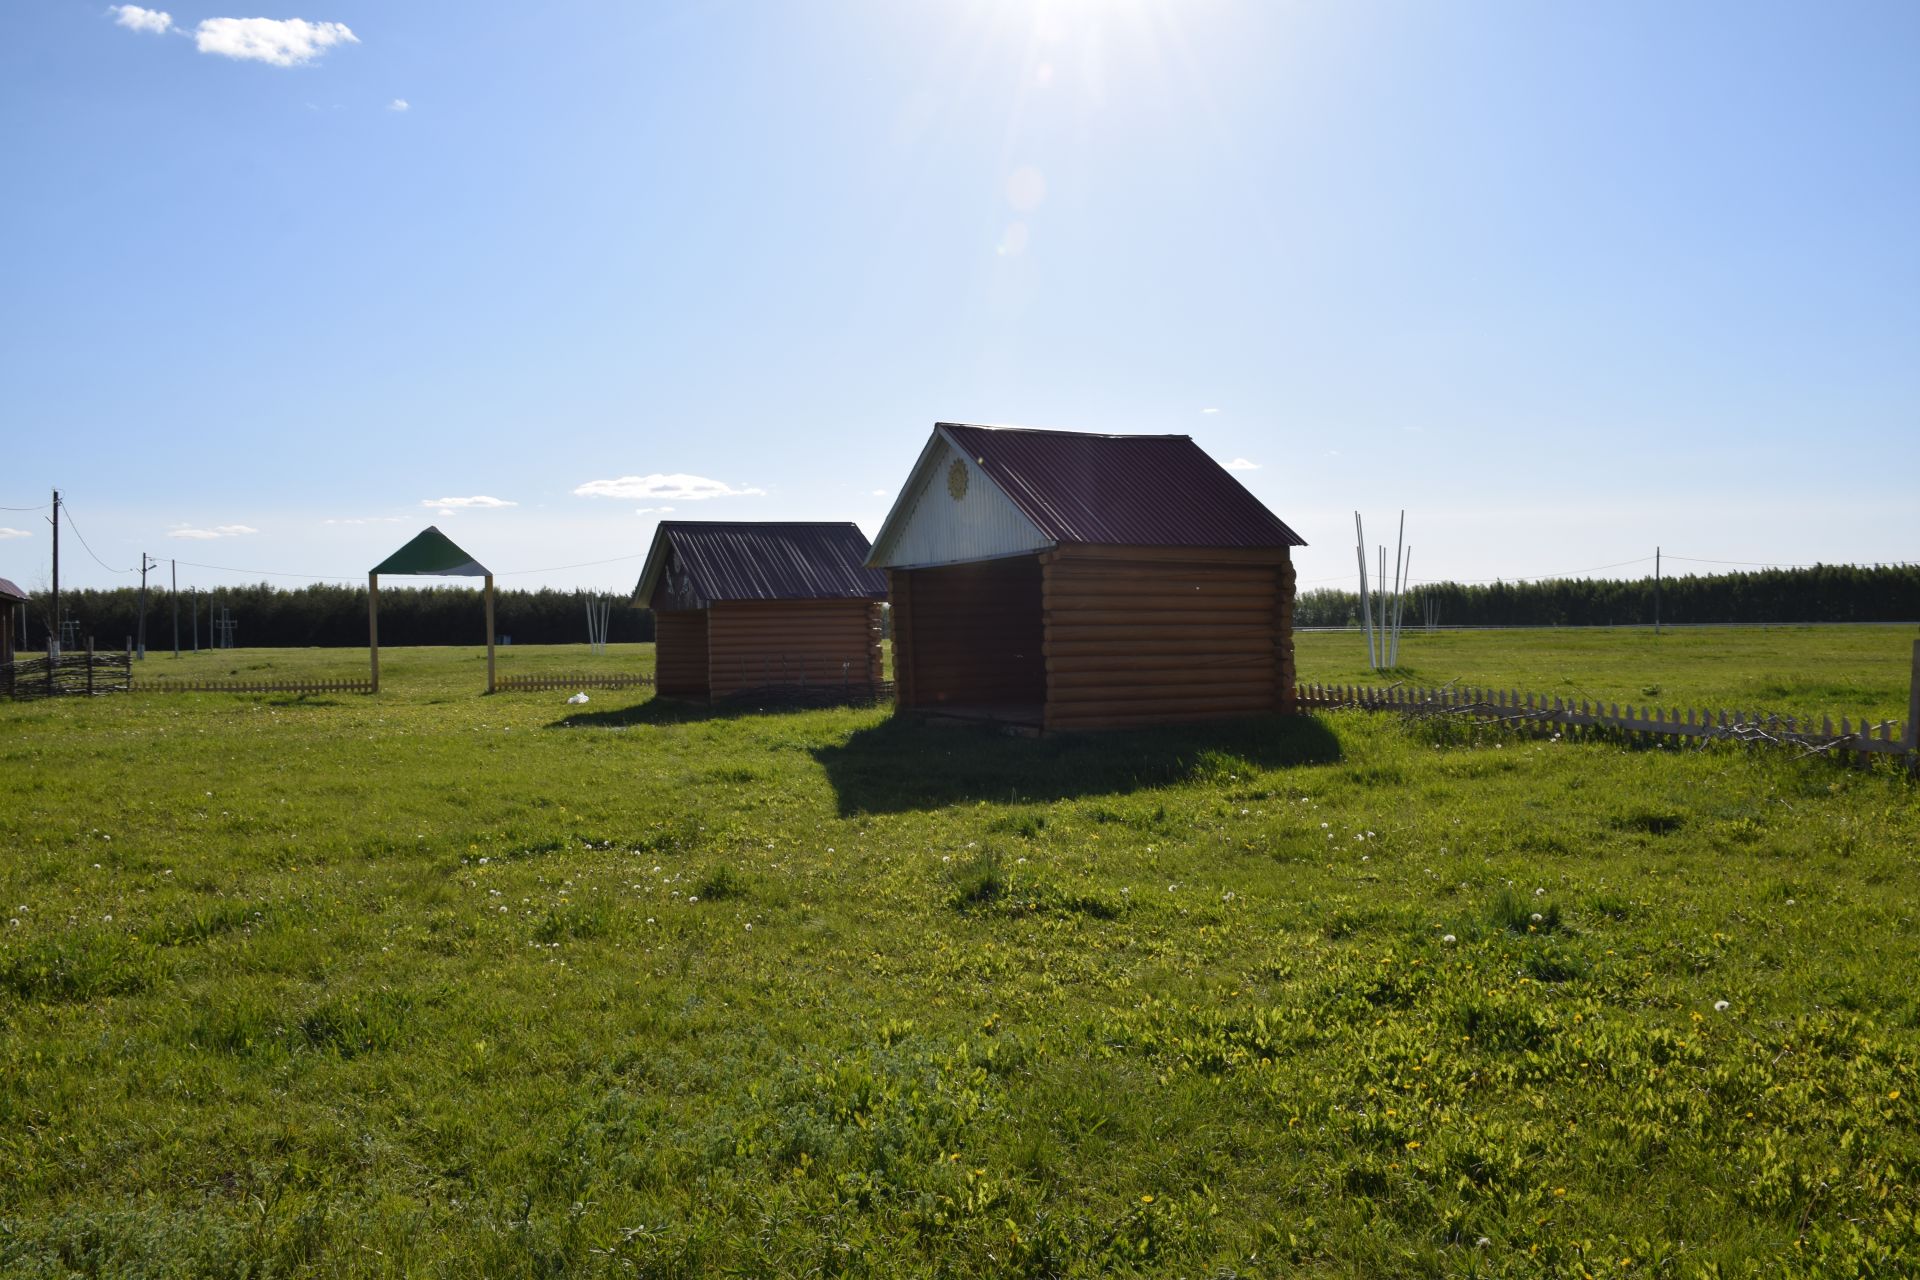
[[1297, 562, 1920, 628], [10, 583, 655, 650], [8, 562, 1915, 651]]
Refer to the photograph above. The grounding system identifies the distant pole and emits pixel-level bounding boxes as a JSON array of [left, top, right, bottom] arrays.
[[170, 560, 179, 657], [192, 588, 199, 653], [1905, 639, 1918, 758], [1355, 512, 1375, 670], [368, 573, 380, 692], [483, 575, 499, 694], [1655, 546, 1661, 635], [137, 553, 158, 659], [48, 489, 60, 656]]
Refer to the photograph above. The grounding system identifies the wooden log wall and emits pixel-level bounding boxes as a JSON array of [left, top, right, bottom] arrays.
[[654, 609, 710, 697], [889, 557, 1045, 708], [706, 600, 883, 699], [1040, 544, 1291, 732]]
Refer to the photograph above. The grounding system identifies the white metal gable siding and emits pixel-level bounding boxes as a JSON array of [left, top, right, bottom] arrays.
[[868, 431, 1053, 569]]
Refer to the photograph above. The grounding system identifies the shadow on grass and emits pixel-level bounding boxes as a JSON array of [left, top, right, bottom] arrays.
[[548, 694, 888, 730], [813, 713, 1344, 815]]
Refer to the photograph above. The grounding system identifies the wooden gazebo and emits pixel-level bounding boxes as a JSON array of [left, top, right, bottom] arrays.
[[368, 527, 496, 693], [868, 423, 1306, 732], [634, 522, 886, 702]]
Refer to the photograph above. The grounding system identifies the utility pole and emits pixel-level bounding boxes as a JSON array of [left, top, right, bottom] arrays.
[[48, 488, 60, 656], [1654, 546, 1661, 636], [138, 553, 159, 659], [171, 560, 179, 657], [192, 588, 199, 653]]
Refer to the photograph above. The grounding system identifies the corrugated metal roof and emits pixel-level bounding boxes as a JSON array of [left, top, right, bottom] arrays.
[[635, 523, 888, 608], [0, 577, 26, 603], [939, 424, 1305, 549]]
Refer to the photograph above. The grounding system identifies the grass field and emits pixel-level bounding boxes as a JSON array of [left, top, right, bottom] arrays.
[[3, 629, 1918, 1277]]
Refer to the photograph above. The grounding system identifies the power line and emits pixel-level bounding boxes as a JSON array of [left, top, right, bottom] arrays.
[[0, 502, 49, 512], [173, 559, 355, 581], [59, 503, 133, 575], [495, 551, 652, 577]]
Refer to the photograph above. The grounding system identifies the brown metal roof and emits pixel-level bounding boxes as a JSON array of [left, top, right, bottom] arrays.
[[939, 423, 1306, 549], [635, 522, 888, 609], [0, 577, 26, 604]]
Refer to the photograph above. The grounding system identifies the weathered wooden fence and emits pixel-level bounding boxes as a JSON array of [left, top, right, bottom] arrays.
[[1296, 681, 1916, 765], [132, 677, 373, 695], [493, 672, 657, 693], [2, 646, 132, 699]]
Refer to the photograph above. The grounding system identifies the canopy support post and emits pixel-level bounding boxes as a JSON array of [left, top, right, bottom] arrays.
[[484, 573, 496, 694], [368, 572, 380, 693]]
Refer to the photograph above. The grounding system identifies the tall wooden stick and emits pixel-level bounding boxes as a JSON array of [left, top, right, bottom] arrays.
[[368, 573, 380, 693], [485, 573, 497, 694]]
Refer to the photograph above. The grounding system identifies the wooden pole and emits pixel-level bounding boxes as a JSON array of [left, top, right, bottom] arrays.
[[1905, 638, 1919, 770], [483, 575, 499, 694], [368, 573, 380, 693]]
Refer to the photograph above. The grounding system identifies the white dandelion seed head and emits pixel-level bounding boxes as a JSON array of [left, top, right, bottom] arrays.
[[1713, 1000, 1730, 1012], [1442, 934, 1457, 945], [1530, 912, 1544, 924]]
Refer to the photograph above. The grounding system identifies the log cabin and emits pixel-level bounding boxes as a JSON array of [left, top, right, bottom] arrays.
[[634, 522, 888, 702], [867, 423, 1306, 732]]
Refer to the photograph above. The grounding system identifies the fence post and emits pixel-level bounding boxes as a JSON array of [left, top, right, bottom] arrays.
[[1906, 639, 1919, 774], [46, 636, 55, 697], [86, 637, 95, 696]]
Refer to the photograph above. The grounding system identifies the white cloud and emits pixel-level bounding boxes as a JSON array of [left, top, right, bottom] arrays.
[[421, 496, 515, 511], [871, 489, 889, 498], [634, 507, 677, 516], [111, 6, 174, 35], [388, 98, 409, 111], [195, 17, 358, 67], [1201, 407, 1221, 414], [0, 527, 31, 539], [1224, 457, 1261, 471], [574, 474, 766, 501], [324, 516, 404, 526], [168, 523, 258, 539]]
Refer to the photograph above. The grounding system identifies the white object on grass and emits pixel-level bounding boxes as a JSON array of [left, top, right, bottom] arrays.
[[567, 692, 590, 705]]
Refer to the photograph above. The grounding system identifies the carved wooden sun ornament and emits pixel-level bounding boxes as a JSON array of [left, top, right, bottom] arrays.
[[947, 458, 969, 501]]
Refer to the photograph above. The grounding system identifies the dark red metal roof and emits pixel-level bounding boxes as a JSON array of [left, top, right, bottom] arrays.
[[0, 577, 26, 604], [941, 423, 1305, 549], [636, 522, 888, 608]]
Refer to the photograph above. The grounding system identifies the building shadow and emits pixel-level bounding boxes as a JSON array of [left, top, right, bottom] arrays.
[[548, 692, 888, 730], [812, 713, 1344, 815]]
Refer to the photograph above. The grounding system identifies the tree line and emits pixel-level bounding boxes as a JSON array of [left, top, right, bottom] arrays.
[[9, 583, 655, 650], [1297, 562, 1920, 628], [8, 562, 1915, 651]]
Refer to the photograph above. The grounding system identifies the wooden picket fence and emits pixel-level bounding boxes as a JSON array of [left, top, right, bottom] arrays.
[[133, 677, 373, 695], [1296, 681, 1916, 764], [493, 672, 657, 693]]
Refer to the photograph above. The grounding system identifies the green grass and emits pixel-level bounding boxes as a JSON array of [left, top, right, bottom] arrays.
[[2, 635, 1918, 1277], [1298, 623, 1920, 723]]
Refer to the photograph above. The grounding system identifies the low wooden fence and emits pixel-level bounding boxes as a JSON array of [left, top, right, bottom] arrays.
[[493, 672, 657, 693], [1297, 681, 1916, 765], [2, 648, 132, 699], [133, 677, 373, 695]]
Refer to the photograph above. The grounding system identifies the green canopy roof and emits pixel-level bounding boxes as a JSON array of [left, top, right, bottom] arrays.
[[371, 527, 490, 577]]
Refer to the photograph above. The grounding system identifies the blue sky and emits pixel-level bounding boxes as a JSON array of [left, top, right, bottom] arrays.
[[3, 0, 1915, 596]]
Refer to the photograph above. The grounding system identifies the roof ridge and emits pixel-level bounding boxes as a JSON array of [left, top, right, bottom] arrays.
[[940, 422, 1192, 441]]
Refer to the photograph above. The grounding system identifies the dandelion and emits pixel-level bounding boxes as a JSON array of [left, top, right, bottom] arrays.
[[1533, 887, 1544, 897], [1320, 822, 1329, 829], [1713, 1000, 1729, 1012], [6, 919, 17, 928], [1361, 854, 1370, 862], [478, 857, 489, 865], [1530, 912, 1543, 924], [1442, 934, 1457, 945], [1139, 1194, 1155, 1204], [687, 896, 698, 903]]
